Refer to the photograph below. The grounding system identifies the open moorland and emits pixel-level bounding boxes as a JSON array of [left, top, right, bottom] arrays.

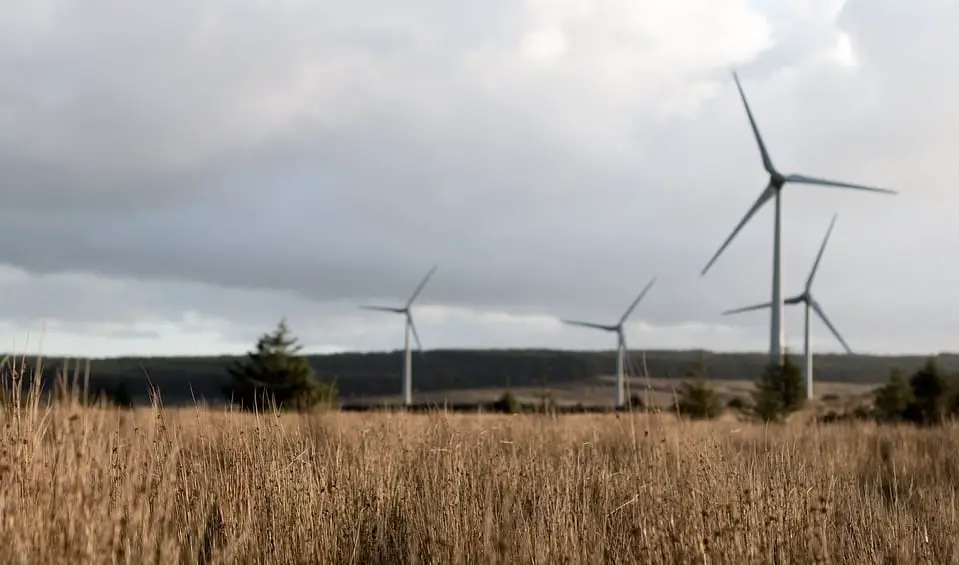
[[1, 399, 957, 564]]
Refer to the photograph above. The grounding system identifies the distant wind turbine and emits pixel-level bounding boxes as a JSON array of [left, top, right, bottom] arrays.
[[561, 277, 656, 408], [722, 215, 851, 400], [359, 265, 437, 407], [701, 71, 896, 368]]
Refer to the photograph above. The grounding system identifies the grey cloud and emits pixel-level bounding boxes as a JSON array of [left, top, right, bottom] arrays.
[[0, 267, 767, 354], [0, 0, 955, 354]]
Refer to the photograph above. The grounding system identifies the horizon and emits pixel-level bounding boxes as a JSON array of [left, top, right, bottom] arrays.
[[3, 342, 950, 362]]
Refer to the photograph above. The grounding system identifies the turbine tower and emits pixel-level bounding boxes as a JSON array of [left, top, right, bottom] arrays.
[[561, 277, 656, 408], [722, 215, 851, 400], [701, 71, 895, 368], [359, 265, 437, 407]]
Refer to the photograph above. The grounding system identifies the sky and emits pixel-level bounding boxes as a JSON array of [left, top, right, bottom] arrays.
[[0, 0, 955, 358]]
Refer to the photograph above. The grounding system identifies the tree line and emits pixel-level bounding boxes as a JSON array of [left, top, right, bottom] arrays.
[[4, 319, 959, 417], [222, 321, 959, 426]]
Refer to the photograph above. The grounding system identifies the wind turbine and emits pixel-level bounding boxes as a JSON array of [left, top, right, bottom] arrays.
[[561, 277, 656, 408], [722, 215, 851, 400], [701, 71, 895, 368], [359, 265, 437, 407]]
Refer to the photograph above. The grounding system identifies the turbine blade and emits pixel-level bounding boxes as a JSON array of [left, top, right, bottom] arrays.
[[733, 71, 775, 174], [359, 305, 405, 314], [811, 300, 852, 354], [806, 214, 837, 290], [619, 276, 657, 325], [408, 314, 424, 353], [722, 302, 773, 315], [561, 319, 615, 331], [406, 264, 438, 308], [701, 185, 775, 276], [785, 173, 897, 195]]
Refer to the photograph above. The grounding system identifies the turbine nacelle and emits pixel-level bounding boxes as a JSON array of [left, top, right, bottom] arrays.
[[703, 71, 895, 367], [701, 73, 897, 279], [721, 215, 852, 356], [559, 277, 657, 407], [358, 265, 437, 354], [357, 265, 438, 405]]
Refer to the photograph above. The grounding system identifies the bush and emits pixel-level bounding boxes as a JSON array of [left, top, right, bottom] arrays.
[[852, 405, 873, 420], [675, 377, 722, 420], [869, 359, 959, 426], [223, 319, 337, 411], [492, 391, 520, 414], [726, 397, 749, 412]]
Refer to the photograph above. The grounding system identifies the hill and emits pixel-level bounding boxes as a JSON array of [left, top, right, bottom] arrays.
[[4, 349, 953, 407]]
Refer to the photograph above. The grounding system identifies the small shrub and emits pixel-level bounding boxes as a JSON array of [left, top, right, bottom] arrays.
[[820, 410, 841, 424], [726, 397, 749, 412], [492, 391, 520, 414]]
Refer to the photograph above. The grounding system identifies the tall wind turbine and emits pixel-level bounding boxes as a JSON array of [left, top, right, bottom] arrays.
[[722, 215, 851, 400], [359, 265, 437, 407], [561, 277, 656, 408], [701, 71, 895, 368]]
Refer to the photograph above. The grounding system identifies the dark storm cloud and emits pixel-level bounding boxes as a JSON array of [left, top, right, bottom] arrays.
[[0, 0, 956, 353]]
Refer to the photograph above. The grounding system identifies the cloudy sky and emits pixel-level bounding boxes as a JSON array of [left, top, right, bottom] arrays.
[[0, 0, 954, 358]]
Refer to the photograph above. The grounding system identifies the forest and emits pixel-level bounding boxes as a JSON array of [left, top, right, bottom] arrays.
[[8, 348, 956, 407]]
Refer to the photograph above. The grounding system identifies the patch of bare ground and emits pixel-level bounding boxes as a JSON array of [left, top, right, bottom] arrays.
[[357, 377, 878, 409]]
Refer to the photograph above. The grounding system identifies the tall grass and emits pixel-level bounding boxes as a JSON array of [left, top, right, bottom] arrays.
[[0, 366, 956, 563]]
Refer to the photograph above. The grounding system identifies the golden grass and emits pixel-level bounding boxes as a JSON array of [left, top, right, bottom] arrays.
[[0, 402, 957, 564]]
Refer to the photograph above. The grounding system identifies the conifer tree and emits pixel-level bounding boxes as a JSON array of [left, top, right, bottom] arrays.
[[873, 368, 912, 421], [224, 319, 337, 411], [751, 352, 804, 422], [675, 352, 722, 419], [905, 356, 948, 425]]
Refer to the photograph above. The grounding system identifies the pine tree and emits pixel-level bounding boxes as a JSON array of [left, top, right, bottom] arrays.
[[779, 353, 805, 414], [751, 366, 783, 422], [224, 319, 337, 411], [751, 353, 804, 422], [905, 356, 948, 425], [873, 368, 912, 421]]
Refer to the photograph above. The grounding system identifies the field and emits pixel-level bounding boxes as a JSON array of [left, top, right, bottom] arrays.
[[1, 399, 957, 564], [357, 376, 879, 410]]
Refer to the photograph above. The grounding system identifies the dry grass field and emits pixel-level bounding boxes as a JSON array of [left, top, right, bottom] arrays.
[[357, 376, 879, 410], [0, 393, 957, 565]]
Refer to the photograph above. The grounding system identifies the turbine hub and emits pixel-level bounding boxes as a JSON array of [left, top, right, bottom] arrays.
[[770, 171, 786, 187]]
